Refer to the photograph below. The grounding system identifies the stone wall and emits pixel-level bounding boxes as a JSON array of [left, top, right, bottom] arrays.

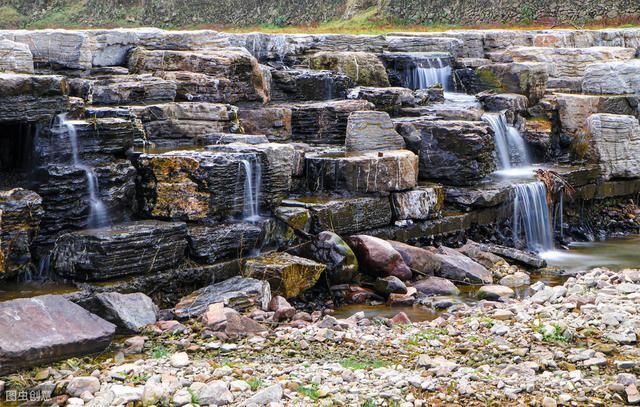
[[1, 0, 639, 28]]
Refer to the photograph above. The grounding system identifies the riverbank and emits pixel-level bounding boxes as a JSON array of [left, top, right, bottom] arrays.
[[2, 267, 637, 406]]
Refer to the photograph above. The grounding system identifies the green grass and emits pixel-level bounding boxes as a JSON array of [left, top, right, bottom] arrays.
[[297, 384, 321, 400], [247, 377, 263, 391], [151, 345, 170, 359], [339, 357, 388, 370], [539, 324, 569, 343]]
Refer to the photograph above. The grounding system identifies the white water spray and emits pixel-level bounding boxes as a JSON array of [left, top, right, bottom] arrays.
[[54, 114, 109, 229], [409, 57, 452, 91], [483, 112, 531, 172], [513, 182, 554, 253], [238, 155, 262, 222]]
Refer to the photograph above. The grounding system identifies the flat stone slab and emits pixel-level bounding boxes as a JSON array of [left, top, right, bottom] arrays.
[[51, 220, 188, 281], [305, 150, 418, 193], [0, 295, 115, 375]]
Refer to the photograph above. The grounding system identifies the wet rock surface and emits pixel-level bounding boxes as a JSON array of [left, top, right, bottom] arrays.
[[51, 221, 188, 281]]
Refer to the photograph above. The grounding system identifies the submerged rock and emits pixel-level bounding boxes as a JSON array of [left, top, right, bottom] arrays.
[[174, 276, 271, 319], [0, 295, 115, 375], [374, 276, 408, 296], [51, 220, 188, 281], [243, 252, 326, 299], [348, 235, 412, 281]]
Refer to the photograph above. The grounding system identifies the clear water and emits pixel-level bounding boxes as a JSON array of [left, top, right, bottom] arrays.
[[513, 182, 555, 253], [483, 112, 531, 171]]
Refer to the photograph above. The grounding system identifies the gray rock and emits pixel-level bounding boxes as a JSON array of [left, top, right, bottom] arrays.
[[0, 39, 34, 73], [470, 242, 546, 268], [374, 276, 408, 296], [586, 114, 640, 181], [94, 292, 158, 333], [395, 119, 495, 186], [477, 285, 515, 301], [174, 276, 272, 319], [500, 272, 531, 287], [345, 111, 406, 152], [391, 185, 443, 221], [67, 377, 101, 397], [348, 235, 412, 281], [271, 68, 352, 101], [51, 221, 188, 281], [434, 246, 493, 285], [187, 223, 263, 264], [413, 276, 460, 296], [0, 73, 68, 122], [69, 74, 176, 105], [288, 231, 358, 284], [347, 86, 416, 115], [0, 295, 115, 375], [240, 384, 283, 406], [582, 59, 640, 95], [190, 380, 233, 406]]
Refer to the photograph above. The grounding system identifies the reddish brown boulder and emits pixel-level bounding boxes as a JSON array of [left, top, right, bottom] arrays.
[[347, 235, 412, 281], [412, 276, 460, 296], [387, 241, 439, 276]]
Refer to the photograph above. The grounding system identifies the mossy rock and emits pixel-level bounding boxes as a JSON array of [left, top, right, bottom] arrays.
[[309, 51, 390, 87]]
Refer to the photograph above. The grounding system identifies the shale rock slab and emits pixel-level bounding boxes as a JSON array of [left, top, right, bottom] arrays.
[[308, 51, 390, 87], [94, 292, 158, 333], [345, 111, 406, 153], [0, 295, 115, 375], [586, 113, 640, 180], [51, 220, 188, 281]]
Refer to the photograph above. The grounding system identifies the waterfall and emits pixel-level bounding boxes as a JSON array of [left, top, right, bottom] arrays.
[[409, 57, 452, 91], [53, 114, 109, 229], [513, 182, 554, 253], [482, 112, 531, 171], [238, 155, 262, 222]]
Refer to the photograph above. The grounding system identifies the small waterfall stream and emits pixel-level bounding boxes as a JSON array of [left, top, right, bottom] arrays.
[[513, 182, 555, 254], [405, 56, 452, 91], [54, 114, 109, 229], [238, 155, 263, 222], [483, 112, 531, 172]]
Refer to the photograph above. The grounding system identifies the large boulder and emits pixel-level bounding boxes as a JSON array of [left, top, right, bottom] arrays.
[[347, 235, 412, 281], [586, 114, 640, 180], [304, 150, 418, 193], [51, 221, 188, 281], [347, 86, 416, 115], [130, 102, 236, 146], [412, 276, 460, 296], [345, 111, 406, 153], [0, 73, 68, 122], [243, 252, 326, 298], [69, 74, 177, 105], [476, 62, 548, 104], [582, 60, 640, 95], [271, 68, 353, 101], [390, 185, 444, 221], [290, 99, 373, 144], [236, 106, 292, 142], [0, 39, 34, 73], [0, 189, 43, 280], [4, 30, 92, 72], [395, 119, 495, 186], [174, 276, 271, 319], [309, 51, 390, 87], [0, 295, 115, 375], [94, 292, 158, 333], [187, 223, 263, 264], [279, 195, 393, 235], [433, 246, 492, 284], [508, 46, 635, 80], [387, 240, 439, 276], [288, 231, 358, 284], [128, 47, 268, 103], [556, 94, 638, 139]]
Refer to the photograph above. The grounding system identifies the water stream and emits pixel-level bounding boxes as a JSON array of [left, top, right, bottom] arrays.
[[512, 182, 555, 253], [53, 114, 109, 229], [483, 112, 532, 175], [238, 155, 262, 222]]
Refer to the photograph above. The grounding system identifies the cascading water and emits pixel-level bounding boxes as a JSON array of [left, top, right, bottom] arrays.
[[512, 182, 554, 253], [483, 112, 531, 172], [409, 57, 452, 91], [238, 155, 262, 222], [53, 114, 109, 229]]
